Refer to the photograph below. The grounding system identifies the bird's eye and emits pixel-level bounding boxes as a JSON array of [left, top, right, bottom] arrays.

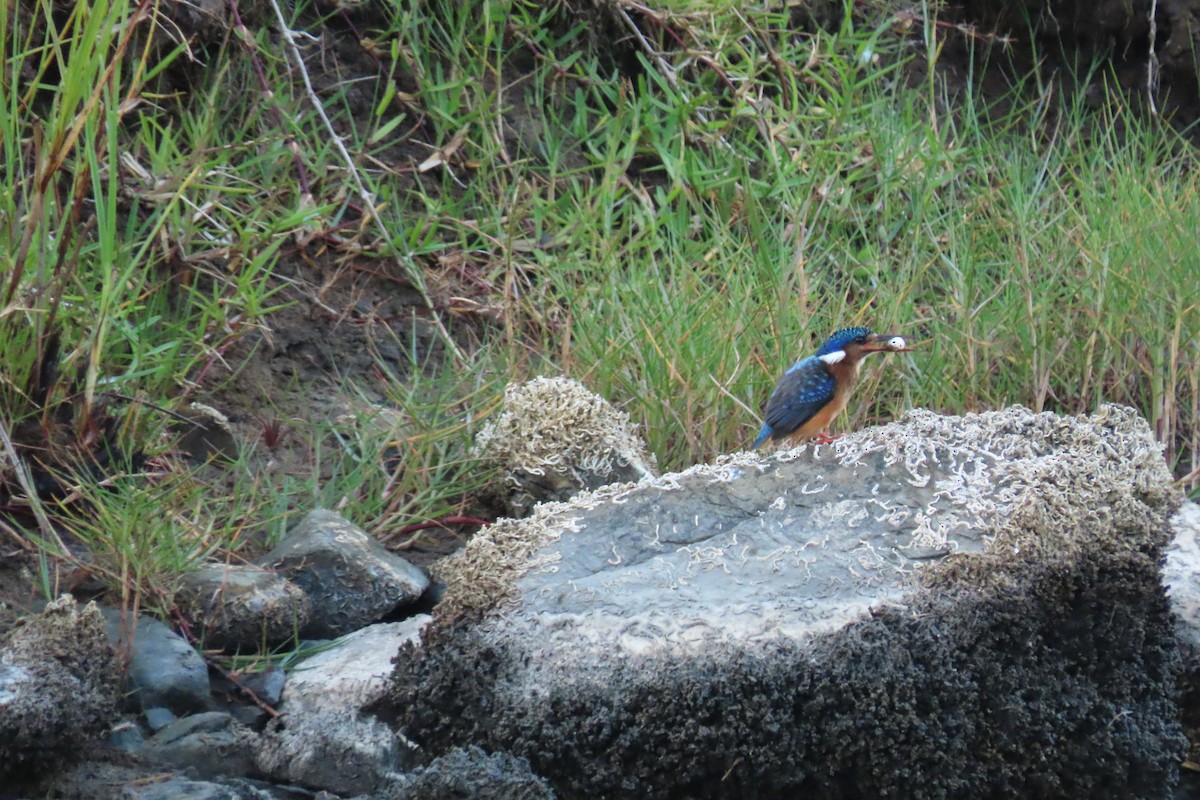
[[855, 335, 868, 344]]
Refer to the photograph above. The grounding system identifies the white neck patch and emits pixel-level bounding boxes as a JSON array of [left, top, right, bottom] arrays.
[[819, 350, 846, 365]]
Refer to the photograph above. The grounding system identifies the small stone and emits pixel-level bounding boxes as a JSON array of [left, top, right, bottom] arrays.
[[106, 718, 146, 753], [282, 618, 430, 714], [259, 509, 429, 638], [211, 663, 286, 728], [175, 402, 239, 463], [240, 663, 286, 707], [143, 706, 177, 731], [251, 619, 430, 794]]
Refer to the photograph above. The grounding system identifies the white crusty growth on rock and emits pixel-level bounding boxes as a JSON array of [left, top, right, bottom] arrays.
[[438, 404, 1177, 630], [473, 376, 658, 515]]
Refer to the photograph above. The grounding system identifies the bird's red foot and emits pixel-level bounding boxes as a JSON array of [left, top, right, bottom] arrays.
[[811, 431, 841, 445]]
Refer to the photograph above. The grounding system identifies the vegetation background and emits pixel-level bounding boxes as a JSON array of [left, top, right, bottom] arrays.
[[1, 0, 1198, 616]]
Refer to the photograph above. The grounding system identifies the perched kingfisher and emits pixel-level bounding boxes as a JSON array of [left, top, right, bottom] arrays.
[[752, 326, 911, 449]]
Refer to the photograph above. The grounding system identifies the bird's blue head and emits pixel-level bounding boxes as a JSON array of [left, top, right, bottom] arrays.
[[817, 327, 874, 357]]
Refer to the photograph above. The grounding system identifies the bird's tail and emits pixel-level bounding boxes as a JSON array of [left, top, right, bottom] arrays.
[[751, 423, 772, 450]]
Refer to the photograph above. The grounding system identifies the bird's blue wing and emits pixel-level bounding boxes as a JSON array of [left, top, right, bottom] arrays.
[[762, 356, 836, 439], [751, 421, 773, 449]]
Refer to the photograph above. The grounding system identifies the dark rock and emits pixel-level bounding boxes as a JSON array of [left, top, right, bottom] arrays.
[[51, 759, 276, 800], [381, 405, 1186, 799], [175, 402, 240, 463], [175, 563, 310, 652], [142, 711, 257, 780], [106, 718, 146, 753], [384, 746, 555, 800], [100, 607, 211, 714], [259, 509, 429, 638], [243, 664, 286, 707], [212, 663, 286, 708], [211, 664, 287, 728], [0, 596, 119, 777], [144, 706, 177, 731]]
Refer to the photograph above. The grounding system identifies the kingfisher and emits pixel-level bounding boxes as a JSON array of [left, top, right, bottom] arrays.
[[752, 326, 911, 449]]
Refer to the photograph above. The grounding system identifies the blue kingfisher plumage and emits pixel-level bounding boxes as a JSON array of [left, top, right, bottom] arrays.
[[752, 327, 910, 449]]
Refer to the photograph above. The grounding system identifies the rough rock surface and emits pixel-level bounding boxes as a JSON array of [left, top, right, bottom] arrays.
[[0, 596, 119, 777], [142, 711, 258, 780], [1166, 501, 1200, 787], [1167, 502, 1200, 650], [259, 509, 428, 638], [281, 617, 429, 713], [381, 405, 1185, 799], [51, 760, 278, 800], [384, 746, 556, 800], [253, 710, 405, 795], [474, 376, 658, 517], [175, 563, 310, 651], [252, 618, 429, 794]]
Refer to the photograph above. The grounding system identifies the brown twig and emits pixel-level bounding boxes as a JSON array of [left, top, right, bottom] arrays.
[[206, 656, 283, 720], [169, 607, 282, 719]]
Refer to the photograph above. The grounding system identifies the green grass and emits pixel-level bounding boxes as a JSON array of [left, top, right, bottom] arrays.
[[2, 0, 1198, 610]]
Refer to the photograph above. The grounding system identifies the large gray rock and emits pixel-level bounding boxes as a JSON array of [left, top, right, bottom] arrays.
[[0, 596, 119, 776], [259, 509, 428, 638], [101, 607, 211, 713], [175, 563, 310, 652], [382, 406, 1185, 799], [252, 618, 429, 794]]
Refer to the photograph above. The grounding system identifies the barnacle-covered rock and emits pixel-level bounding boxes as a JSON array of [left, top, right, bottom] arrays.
[[383, 405, 1185, 799], [0, 596, 119, 778], [473, 376, 657, 517]]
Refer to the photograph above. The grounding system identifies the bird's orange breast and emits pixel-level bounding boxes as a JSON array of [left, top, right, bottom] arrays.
[[784, 361, 860, 443]]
